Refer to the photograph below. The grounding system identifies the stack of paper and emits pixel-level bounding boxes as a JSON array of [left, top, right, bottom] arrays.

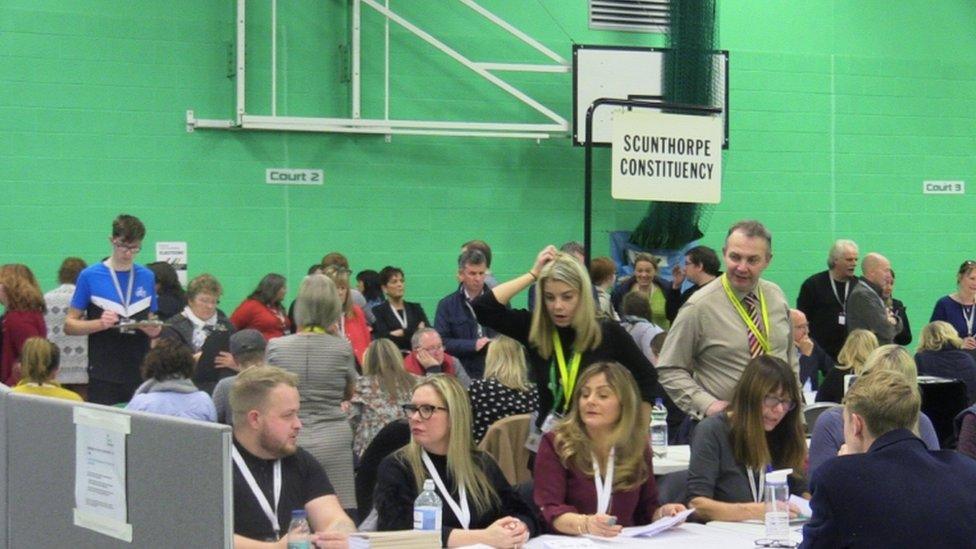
[[348, 530, 440, 549], [617, 508, 696, 538]]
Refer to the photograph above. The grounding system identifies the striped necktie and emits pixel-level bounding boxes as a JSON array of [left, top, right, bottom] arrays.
[[743, 292, 763, 358]]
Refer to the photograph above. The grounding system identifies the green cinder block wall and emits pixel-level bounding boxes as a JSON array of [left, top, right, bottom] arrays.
[[2, 1, 975, 345]]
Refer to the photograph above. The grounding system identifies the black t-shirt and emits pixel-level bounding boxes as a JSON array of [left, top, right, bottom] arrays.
[[232, 437, 335, 542]]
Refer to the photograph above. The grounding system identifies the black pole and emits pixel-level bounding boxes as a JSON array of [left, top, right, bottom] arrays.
[[582, 99, 721, 266]]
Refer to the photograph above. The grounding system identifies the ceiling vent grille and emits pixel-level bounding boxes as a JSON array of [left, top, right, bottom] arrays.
[[589, 0, 670, 33]]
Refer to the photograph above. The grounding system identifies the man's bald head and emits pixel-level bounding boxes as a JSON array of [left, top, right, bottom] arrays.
[[861, 253, 891, 288]]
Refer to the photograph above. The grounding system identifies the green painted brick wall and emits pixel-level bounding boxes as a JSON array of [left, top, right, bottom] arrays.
[[2, 0, 975, 346]]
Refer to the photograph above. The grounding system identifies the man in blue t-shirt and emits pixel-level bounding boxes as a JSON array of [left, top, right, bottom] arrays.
[[65, 214, 161, 405]]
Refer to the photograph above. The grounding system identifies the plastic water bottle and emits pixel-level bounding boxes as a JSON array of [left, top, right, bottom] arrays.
[[764, 468, 792, 543], [413, 478, 442, 531], [286, 509, 311, 549], [649, 397, 668, 459]]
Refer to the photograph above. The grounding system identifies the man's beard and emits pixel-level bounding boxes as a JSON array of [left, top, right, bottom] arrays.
[[258, 429, 298, 459]]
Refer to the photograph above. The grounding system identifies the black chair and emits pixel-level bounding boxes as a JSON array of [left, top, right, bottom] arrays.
[[919, 377, 968, 449], [354, 419, 411, 525]]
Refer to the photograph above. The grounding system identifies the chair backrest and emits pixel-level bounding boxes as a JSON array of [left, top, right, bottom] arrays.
[[477, 413, 532, 485], [354, 419, 410, 524], [803, 402, 841, 435]]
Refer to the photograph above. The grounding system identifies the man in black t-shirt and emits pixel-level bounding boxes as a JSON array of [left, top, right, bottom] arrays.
[[230, 366, 355, 548]]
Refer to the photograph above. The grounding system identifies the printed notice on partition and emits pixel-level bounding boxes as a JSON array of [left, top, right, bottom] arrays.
[[73, 407, 133, 542], [611, 110, 723, 203]]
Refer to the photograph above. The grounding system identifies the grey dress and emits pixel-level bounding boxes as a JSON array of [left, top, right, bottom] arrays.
[[266, 332, 358, 510]]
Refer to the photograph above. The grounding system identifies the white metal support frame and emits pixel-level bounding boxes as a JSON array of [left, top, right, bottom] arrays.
[[187, 0, 571, 139]]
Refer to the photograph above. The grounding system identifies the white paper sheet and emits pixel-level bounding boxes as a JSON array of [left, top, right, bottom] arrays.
[[617, 508, 695, 538], [73, 407, 132, 541]]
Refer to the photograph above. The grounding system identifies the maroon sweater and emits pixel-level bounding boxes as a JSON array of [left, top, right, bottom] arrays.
[[2, 310, 46, 385], [533, 432, 660, 530]]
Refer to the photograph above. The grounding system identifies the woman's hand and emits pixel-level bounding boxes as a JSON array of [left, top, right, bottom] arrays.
[[214, 351, 240, 371], [585, 514, 622, 538], [531, 246, 558, 278], [312, 531, 349, 549], [963, 336, 976, 350], [483, 517, 529, 548], [653, 503, 687, 521]]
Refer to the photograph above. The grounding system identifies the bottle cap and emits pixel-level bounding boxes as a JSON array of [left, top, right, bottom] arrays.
[[766, 468, 792, 484], [291, 509, 307, 518], [654, 397, 664, 406], [423, 478, 436, 490]]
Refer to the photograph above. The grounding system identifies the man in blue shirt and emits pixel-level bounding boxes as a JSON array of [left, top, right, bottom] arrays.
[[65, 214, 161, 405]]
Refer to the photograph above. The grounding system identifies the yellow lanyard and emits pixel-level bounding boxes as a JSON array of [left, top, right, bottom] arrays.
[[301, 326, 326, 334], [721, 274, 771, 354], [552, 330, 582, 410]]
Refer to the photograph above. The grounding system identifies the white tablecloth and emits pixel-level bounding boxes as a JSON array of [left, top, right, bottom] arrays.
[[526, 521, 795, 548]]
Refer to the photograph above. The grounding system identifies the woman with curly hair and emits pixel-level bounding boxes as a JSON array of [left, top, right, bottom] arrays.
[[0, 264, 47, 386]]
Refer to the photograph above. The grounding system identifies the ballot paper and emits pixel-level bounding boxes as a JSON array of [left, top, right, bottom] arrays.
[[617, 508, 696, 538], [790, 495, 813, 519]]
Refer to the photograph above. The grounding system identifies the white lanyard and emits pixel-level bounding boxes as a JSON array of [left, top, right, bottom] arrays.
[[830, 279, 849, 308], [462, 295, 484, 338], [747, 466, 766, 504], [592, 447, 615, 514], [104, 260, 135, 317], [338, 315, 346, 337], [962, 303, 975, 337], [390, 303, 408, 330], [232, 446, 282, 538], [421, 450, 471, 529]]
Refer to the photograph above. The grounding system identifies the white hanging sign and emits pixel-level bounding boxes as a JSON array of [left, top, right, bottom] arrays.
[[611, 110, 723, 203], [73, 406, 132, 542]]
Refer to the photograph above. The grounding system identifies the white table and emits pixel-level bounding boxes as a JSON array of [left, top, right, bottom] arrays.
[[526, 522, 766, 548], [652, 444, 689, 475]]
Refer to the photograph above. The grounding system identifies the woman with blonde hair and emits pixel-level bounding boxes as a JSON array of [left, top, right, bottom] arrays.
[[534, 362, 685, 536], [816, 329, 878, 403], [688, 355, 808, 522], [323, 265, 371, 367], [375, 374, 537, 547], [473, 246, 657, 439], [349, 338, 416, 457], [10, 337, 82, 401], [468, 335, 539, 442], [809, 344, 940, 476], [915, 320, 976, 402], [0, 263, 47, 386]]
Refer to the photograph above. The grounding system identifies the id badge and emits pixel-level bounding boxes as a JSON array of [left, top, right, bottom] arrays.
[[838, 313, 846, 326], [524, 410, 563, 453]]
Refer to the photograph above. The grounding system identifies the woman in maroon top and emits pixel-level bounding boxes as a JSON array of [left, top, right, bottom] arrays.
[[230, 273, 292, 340], [0, 264, 47, 386], [534, 362, 685, 536]]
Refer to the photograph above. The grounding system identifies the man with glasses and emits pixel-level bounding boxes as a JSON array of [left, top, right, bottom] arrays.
[[402, 328, 471, 388], [65, 214, 162, 405]]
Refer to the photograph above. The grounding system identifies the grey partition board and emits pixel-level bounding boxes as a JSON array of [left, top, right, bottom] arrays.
[[0, 390, 8, 549], [6, 395, 232, 548]]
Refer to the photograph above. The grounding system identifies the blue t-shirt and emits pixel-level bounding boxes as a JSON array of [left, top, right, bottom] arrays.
[[71, 262, 157, 384]]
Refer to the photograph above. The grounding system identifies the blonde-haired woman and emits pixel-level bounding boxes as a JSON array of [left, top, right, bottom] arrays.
[[809, 344, 940, 476], [375, 374, 537, 547], [473, 246, 657, 437], [10, 337, 82, 401], [816, 329, 878, 403], [323, 265, 372, 367], [468, 335, 539, 442], [349, 338, 416, 457], [915, 321, 976, 402], [534, 362, 685, 536]]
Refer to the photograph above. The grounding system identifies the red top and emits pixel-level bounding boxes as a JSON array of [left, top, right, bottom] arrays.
[[2, 310, 47, 386], [342, 305, 372, 366], [403, 351, 459, 377], [230, 298, 292, 341], [533, 431, 660, 529]]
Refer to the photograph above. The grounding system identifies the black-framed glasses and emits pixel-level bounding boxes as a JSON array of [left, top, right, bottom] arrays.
[[763, 395, 796, 412], [112, 240, 142, 253], [402, 403, 448, 420]]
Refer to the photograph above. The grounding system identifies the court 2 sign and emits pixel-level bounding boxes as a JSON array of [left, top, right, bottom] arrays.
[[611, 110, 723, 203], [266, 168, 324, 185]]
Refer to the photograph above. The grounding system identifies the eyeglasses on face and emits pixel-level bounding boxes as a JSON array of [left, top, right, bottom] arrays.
[[763, 394, 796, 412], [402, 403, 448, 419], [418, 344, 444, 353], [112, 240, 142, 253]]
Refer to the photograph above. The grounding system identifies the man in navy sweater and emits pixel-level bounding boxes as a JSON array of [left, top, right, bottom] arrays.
[[801, 369, 976, 548]]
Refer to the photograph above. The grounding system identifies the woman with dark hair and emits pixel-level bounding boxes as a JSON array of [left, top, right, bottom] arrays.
[[230, 273, 291, 340], [534, 362, 685, 536], [0, 264, 47, 386], [146, 261, 186, 321], [931, 260, 976, 349], [687, 355, 808, 521], [11, 337, 82, 401], [266, 274, 358, 514], [125, 339, 216, 421], [611, 253, 672, 329], [472, 246, 658, 435], [375, 374, 537, 547], [371, 266, 429, 352], [356, 269, 385, 314]]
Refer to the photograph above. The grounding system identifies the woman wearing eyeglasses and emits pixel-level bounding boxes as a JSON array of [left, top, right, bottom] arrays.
[[534, 362, 685, 537], [375, 375, 538, 547], [931, 260, 976, 350], [687, 355, 808, 521]]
